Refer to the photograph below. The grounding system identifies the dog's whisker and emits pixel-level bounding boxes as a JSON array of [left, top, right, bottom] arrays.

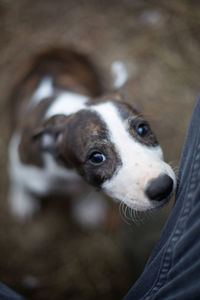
[[124, 203, 130, 220], [119, 201, 131, 225], [119, 196, 145, 225], [168, 161, 179, 176], [133, 209, 139, 224], [128, 206, 134, 222], [130, 207, 138, 224], [133, 208, 144, 225], [123, 202, 132, 225]]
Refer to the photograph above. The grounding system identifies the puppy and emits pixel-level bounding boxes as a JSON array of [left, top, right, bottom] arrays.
[[8, 47, 176, 225]]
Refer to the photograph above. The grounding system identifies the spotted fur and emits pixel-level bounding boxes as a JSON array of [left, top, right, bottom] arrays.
[[8, 47, 176, 223]]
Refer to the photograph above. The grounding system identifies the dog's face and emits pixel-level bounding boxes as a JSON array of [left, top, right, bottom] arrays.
[[38, 98, 176, 211]]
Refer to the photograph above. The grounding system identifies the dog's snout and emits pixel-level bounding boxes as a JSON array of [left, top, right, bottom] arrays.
[[145, 174, 173, 202]]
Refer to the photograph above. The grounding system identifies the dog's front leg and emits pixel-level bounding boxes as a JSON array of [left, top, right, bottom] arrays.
[[8, 181, 40, 222], [71, 191, 108, 229]]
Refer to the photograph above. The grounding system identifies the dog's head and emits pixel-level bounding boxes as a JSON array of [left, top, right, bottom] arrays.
[[35, 96, 176, 211]]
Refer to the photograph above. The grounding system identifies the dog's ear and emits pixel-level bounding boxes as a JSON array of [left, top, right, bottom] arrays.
[[106, 90, 124, 101], [32, 115, 67, 156]]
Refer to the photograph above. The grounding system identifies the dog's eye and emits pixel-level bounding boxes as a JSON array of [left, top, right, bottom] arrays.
[[89, 152, 106, 166], [136, 122, 150, 137]]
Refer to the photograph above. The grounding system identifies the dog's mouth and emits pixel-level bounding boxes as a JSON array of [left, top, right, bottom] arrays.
[[107, 173, 176, 212], [122, 194, 173, 212]]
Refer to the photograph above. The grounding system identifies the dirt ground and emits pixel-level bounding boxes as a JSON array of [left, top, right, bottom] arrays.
[[0, 0, 200, 299]]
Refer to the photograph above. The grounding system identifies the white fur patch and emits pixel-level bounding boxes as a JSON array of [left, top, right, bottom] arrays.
[[72, 191, 107, 228], [9, 133, 83, 197], [9, 182, 40, 221], [111, 61, 128, 89], [91, 102, 176, 211], [30, 77, 54, 107], [45, 92, 88, 119]]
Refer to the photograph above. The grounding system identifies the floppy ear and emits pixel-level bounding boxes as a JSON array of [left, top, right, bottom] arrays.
[[106, 90, 124, 101], [32, 115, 67, 156]]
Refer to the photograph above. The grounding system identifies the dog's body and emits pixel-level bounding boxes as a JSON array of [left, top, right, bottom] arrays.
[[8, 48, 176, 224]]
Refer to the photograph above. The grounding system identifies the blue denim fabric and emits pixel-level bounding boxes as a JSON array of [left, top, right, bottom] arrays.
[[0, 282, 26, 300], [124, 96, 200, 300]]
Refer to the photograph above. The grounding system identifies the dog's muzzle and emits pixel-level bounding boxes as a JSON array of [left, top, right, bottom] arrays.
[[145, 174, 174, 202]]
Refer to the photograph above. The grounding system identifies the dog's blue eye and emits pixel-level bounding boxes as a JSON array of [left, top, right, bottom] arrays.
[[137, 123, 150, 137], [89, 152, 106, 165]]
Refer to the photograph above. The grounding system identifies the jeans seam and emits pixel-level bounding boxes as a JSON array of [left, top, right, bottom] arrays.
[[143, 138, 200, 300]]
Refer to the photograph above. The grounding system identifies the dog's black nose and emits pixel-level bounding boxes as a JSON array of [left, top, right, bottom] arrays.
[[145, 174, 173, 202]]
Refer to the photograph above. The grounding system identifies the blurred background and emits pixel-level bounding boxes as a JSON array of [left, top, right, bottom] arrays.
[[0, 0, 200, 299]]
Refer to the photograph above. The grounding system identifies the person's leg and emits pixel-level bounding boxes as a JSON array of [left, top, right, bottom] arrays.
[[0, 282, 26, 300], [124, 95, 200, 299]]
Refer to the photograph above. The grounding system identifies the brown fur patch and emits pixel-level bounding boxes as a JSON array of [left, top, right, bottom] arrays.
[[9, 47, 103, 128], [60, 110, 121, 186], [18, 98, 55, 167], [113, 100, 158, 147]]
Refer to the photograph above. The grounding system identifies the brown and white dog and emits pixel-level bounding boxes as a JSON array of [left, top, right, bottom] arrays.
[[8, 48, 176, 225]]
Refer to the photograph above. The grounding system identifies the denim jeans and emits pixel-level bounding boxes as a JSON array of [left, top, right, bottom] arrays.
[[124, 96, 200, 299], [0, 282, 26, 300]]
